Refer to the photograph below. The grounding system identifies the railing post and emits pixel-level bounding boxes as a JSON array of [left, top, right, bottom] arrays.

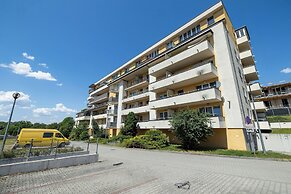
[[96, 138, 99, 155], [28, 139, 33, 158], [54, 140, 58, 159], [87, 137, 90, 152], [50, 138, 54, 154]]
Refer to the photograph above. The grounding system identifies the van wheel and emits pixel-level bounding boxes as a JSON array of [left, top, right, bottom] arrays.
[[58, 142, 65, 148], [24, 144, 31, 148]]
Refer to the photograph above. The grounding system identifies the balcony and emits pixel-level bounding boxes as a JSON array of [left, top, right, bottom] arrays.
[[240, 50, 255, 67], [89, 102, 108, 110], [255, 121, 271, 130], [125, 78, 149, 91], [243, 65, 258, 82], [121, 105, 149, 115], [107, 122, 117, 128], [247, 82, 262, 96], [136, 116, 225, 129], [150, 88, 221, 109], [149, 61, 218, 92], [149, 40, 214, 77], [90, 85, 108, 96], [236, 35, 251, 52], [122, 91, 149, 103], [75, 116, 90, 121], [107, 109, 118, 116], [93, 113, 107, 120], [89, 93, 108, 104], [251, 101, 266, 112]]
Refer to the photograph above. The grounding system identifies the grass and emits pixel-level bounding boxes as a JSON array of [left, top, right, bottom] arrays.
[[0, 138, 16, 151], [267, 115, 291, 122], [272, 128, 291, 134], [161, 144, 291, 161]]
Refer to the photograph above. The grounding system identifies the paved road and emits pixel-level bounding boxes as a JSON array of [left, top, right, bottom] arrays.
[[1, 142, 291, 193]]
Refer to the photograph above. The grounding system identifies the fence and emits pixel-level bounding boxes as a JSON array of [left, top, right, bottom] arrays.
[[266, 108, 291, 116], [257, 133, 291, 153]]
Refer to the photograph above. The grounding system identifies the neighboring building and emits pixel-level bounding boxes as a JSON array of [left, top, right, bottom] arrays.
[[255, 82, 291, 116], [76, 1, 266, 150]]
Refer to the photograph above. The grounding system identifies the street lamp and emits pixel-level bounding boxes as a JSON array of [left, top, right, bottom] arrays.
[[248, 83, 266, 154], [0, 92, 20, 154]]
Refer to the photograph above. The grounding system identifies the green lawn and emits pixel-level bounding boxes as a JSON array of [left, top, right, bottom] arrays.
[[162, 144, 291, 161], [272, 128, 291, 134], [267, 115, 291, 122]]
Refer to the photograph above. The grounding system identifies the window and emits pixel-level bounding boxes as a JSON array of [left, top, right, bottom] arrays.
[[43, 132, 53, 138], [177, 90, 184, 95], [213, 106, 221, 116], [282, 99, 289, 107], [166, 41, 174, 49], [235, 29, 245, 38], [159, 112, 168, 120], [136, 61, 141, 67], [55, 133, 63, 138], [192, 25, 200, 35], [196, 85, 202, 91], [207, 16, 215, 26], [264, 101, 272, 108]]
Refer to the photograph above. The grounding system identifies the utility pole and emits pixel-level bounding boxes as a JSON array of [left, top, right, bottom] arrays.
[[1, 92, 20, 154], [248, 84, 266, 154]]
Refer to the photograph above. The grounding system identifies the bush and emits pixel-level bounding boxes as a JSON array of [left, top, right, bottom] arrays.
[[109, 134, 132, 143], [122, 130, 169, 149], [79, 131, 89, 140], [170, 109, 213, 149]]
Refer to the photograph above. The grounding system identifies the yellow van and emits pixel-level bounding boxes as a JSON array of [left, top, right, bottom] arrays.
[[15, 128, 70, 148]]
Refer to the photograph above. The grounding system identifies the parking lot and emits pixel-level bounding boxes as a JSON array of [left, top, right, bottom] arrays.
[[1, 143, 291, 193]]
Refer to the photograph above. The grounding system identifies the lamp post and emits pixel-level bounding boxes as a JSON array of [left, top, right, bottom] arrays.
[[0, 92, 20, 154], [248, 84, 266, 154]]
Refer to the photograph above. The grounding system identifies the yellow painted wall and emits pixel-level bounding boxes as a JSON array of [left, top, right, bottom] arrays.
[[200, 19, 208, 31], [173, 37, 179, 46], [227, 128, 247, 150], [200, 128, 228, 149], [214, 9, 224, 22], [109, 92, 116, 98]]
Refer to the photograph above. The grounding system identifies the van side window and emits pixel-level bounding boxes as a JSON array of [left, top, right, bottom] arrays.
[[55, 133, 63, 138], [43, 132, 53, 138]]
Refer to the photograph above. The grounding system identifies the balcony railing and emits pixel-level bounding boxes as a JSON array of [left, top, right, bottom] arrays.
[[150, 87, 221, 109], [107, 109, 118, 115], [90, 93, 108, 104], [127, 77, 149, 88], [89, 102, 108, 110], [124, 89, 149, 99], [107, 122, 117, 128]]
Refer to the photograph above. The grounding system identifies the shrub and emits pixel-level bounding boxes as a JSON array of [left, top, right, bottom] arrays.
[[109, 134, 132, 143], [79, 130, 89, 140], [122, 130, 169, 149], [170, 109, 213, 149]]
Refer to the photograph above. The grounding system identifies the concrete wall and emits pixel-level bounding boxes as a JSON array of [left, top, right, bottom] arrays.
[[0, 154, 98, 176], [270, 122, 291, 129], [257, 133, 291, 153]]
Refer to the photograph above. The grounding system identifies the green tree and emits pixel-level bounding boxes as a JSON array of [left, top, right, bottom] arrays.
[[47, 122, 59, 129], [170, 109, 213, 149], [59, 117, 75, 138], [69, 124, 86, 140], [120, 112, 138, 136]]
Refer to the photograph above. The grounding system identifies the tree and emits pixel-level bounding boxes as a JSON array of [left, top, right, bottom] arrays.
[[47, 122, 59, 129], [170, 109, 213, 149], [59, 117, 75, 138], [120, 112, 138, 136], [69, 124, 86, 140]]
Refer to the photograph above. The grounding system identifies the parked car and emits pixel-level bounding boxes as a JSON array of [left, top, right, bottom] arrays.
[[14, 128, 70, 148]]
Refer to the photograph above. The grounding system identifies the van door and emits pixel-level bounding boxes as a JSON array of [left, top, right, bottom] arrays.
[[43, 132, 54, 147], [54, 132, 65, 146]]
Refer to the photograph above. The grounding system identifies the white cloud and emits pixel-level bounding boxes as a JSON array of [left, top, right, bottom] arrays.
[[22, 52, 35, 60], [0, 61, 56, 81], [0, 104, 11, 117], [38, 63, 48, 68], [33, 103, 76, 116], [279, 80, 286, 83], [57, 83, 63, 87], [280, 67, 291, 74], [0, 91, 30, 102]]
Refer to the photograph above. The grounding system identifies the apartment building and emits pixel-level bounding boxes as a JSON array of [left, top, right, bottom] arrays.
[[76, 1, 265, 150], [255, 82, 291, 116]]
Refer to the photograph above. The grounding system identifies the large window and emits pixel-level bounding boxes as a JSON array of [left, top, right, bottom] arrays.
[[159, 111, 168, 120], [199, 106, 221, 117], [196, 81, 217, 91]]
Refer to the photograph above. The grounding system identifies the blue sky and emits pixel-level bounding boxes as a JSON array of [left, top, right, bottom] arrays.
[[0, 0, 290, 123]]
